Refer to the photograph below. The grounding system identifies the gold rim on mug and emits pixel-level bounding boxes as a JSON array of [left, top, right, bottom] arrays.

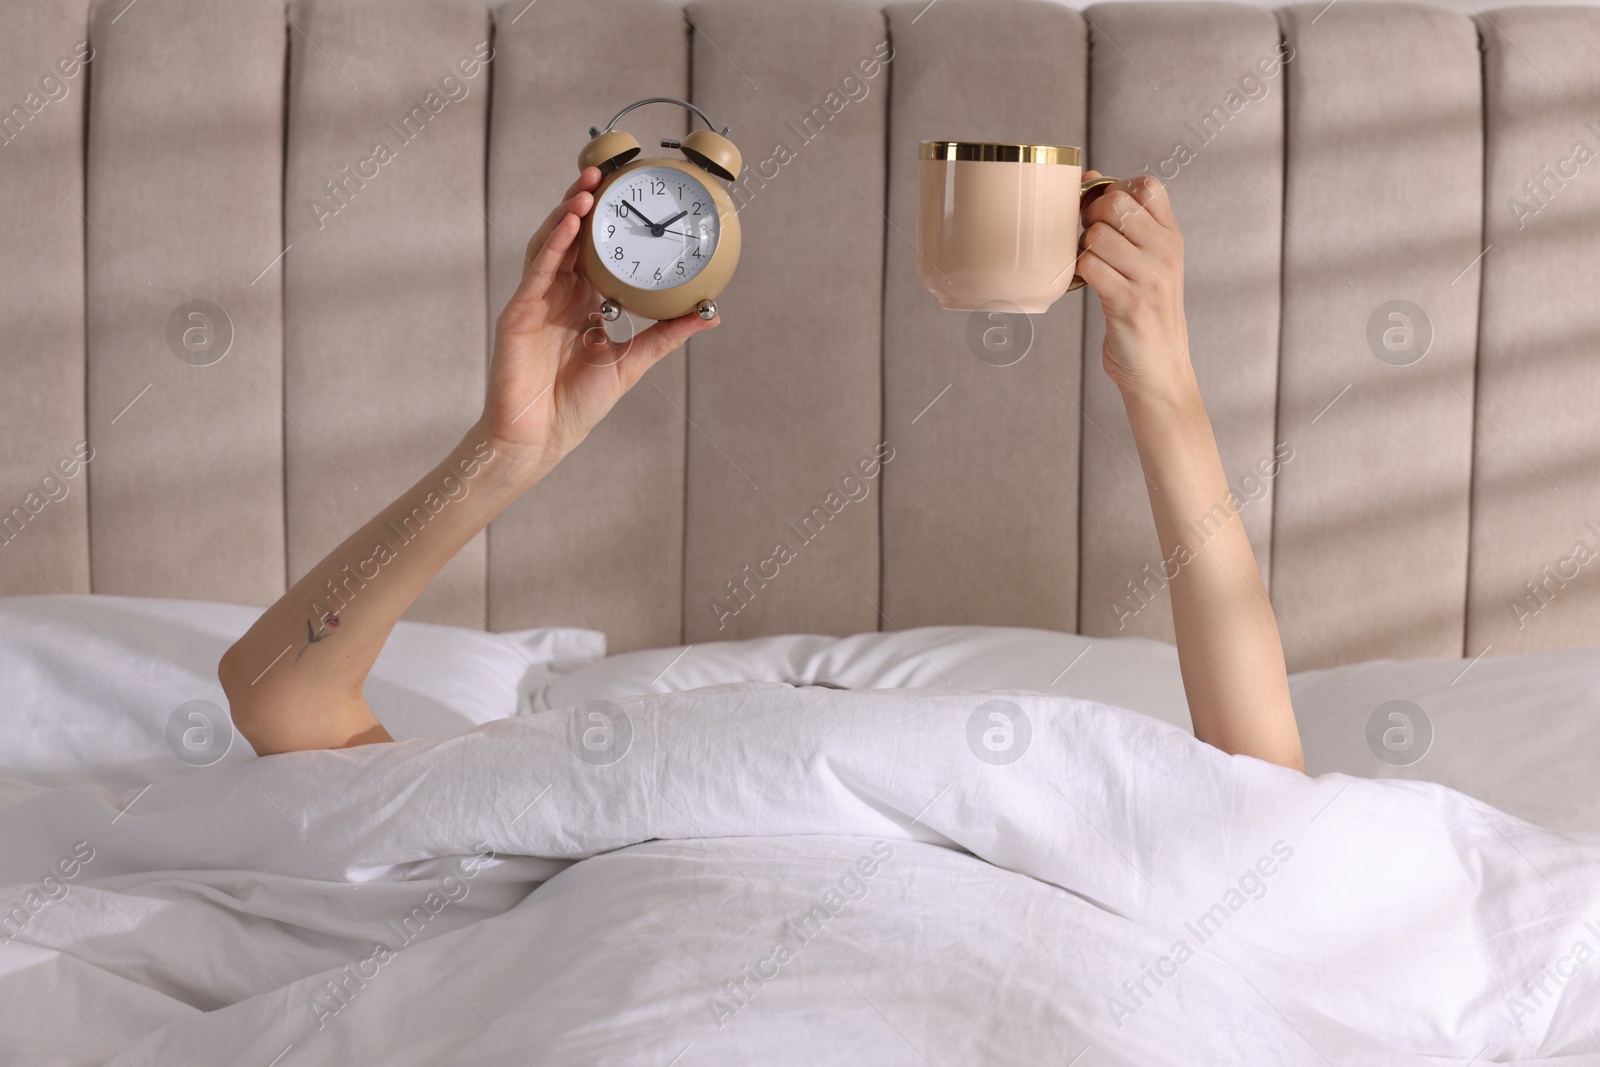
[[919, 141, 1083, 165]]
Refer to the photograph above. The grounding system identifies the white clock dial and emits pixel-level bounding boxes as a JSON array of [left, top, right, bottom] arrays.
[[594, 165, 721, 291]]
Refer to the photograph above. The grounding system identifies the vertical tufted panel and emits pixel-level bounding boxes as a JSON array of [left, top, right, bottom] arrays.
[[485, 0, 690, 652], [1469, 7, 1600, 655], [1078, 2, 1288, 644], [282, 0, 490, 627], [1270, 2, 1481, 670], [0, 0, 91, 593], [880, 0, 1087, 634], [681, 0, 888, 642], [84, 0, 286, 605]]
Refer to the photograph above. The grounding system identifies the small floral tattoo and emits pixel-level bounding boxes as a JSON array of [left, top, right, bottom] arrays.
[[295, 611, 340, 662]]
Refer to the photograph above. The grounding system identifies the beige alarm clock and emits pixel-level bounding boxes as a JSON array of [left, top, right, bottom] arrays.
[[577, 97, 743, 323]]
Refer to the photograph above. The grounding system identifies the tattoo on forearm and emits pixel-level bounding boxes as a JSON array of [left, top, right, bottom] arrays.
[[295, 611, 341, 662], [287, 440, 496, 668]]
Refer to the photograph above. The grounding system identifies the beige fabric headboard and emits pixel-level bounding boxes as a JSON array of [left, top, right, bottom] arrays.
[[3, 0, 1598, 668]]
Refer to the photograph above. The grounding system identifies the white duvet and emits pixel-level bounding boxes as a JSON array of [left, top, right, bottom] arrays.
[[4, 682, 1598, 1066]]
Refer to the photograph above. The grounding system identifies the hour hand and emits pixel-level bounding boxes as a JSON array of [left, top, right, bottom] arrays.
[[658, 209, 688, 229], [619, 201, 660, 229]]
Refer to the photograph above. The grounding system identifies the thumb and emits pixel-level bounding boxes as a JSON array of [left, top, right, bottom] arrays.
[[617, 311, 719, 388]]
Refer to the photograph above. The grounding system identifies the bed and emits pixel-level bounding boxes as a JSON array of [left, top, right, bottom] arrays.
[[3, 0, 1600, 1062], [2, 594, 1599, 1063]]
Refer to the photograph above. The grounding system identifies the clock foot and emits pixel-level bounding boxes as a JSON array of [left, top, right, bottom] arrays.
[[600, 299, 621, 322], [696, 299, 717, 321]]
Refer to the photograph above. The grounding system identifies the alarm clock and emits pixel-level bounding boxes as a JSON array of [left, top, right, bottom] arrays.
[[577, 96, 743, 323]]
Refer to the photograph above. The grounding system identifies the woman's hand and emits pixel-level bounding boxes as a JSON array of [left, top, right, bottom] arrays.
[[481, 166, 720, 479], [1075, 173, 1304, 771], [1077, 172, 1192, 402]]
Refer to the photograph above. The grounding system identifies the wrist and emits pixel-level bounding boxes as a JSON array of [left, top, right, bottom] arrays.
[[464, 418, 560, 494], [1117, 359, 1205, 427]]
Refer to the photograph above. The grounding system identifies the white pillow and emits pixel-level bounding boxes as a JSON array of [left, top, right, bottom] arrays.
[[532, 625, 1194, 733], [0, 594, 603, 794], [1289, 645, 1600, 832]]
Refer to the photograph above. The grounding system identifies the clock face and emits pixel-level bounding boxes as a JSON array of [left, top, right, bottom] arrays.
[[594, 165, 721, 291]]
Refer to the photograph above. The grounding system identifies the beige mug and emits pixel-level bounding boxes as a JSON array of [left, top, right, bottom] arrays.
[[914, 140, 1118, 313]]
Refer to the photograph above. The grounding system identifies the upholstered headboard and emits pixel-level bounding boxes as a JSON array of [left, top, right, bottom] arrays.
[[3, 0, 1598, 668]]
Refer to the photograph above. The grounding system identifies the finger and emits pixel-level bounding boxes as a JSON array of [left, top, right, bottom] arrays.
[[510, 207, 583, 310], [1086, 185, 1161, 249], [617, 311, 718, 387], [1074, 247, 1131, 306], [563, 165, 602, 202], [1079, 220, 1143, 281], [523, 190, 581, 270], [522, 188, 592, 277], [1085, 185, 1146, 231], [1126, 174, 1177, 230], [558, 236, 581, 275], [521, 175, 599, 276]]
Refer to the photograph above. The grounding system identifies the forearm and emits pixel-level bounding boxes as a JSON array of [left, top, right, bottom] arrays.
[[219, 419, 548, 753], [1120, 368, 1305, 771]]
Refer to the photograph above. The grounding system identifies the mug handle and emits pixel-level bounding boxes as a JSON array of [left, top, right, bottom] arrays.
[[1067, 175, 1121, 292]]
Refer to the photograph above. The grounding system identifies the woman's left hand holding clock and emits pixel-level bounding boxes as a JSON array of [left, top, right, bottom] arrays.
[[480, 165, 720, 483]]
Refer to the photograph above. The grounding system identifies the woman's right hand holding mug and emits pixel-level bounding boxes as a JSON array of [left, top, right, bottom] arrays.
[[1075, 171, 1195, 406]]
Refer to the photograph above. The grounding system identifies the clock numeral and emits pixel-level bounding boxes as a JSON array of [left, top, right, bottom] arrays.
[[691, 201, 703, 215], [650, 178, 665, 194], [605, 224, 615, 238], [675, 262, 685, 276], [612, 246, 625, 261], [630, 261, 640, 274], [692, 246, 703, 258], [676, 182, 684, 196], [653, 267, 663, 282], [630, 187, 643, 201]]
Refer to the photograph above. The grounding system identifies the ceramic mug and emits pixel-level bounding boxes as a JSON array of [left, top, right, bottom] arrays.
[[915, 140, 1118, 313]]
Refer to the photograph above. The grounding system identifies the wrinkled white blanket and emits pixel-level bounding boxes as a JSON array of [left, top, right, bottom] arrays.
[[2, 683, 1597, 1065]]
